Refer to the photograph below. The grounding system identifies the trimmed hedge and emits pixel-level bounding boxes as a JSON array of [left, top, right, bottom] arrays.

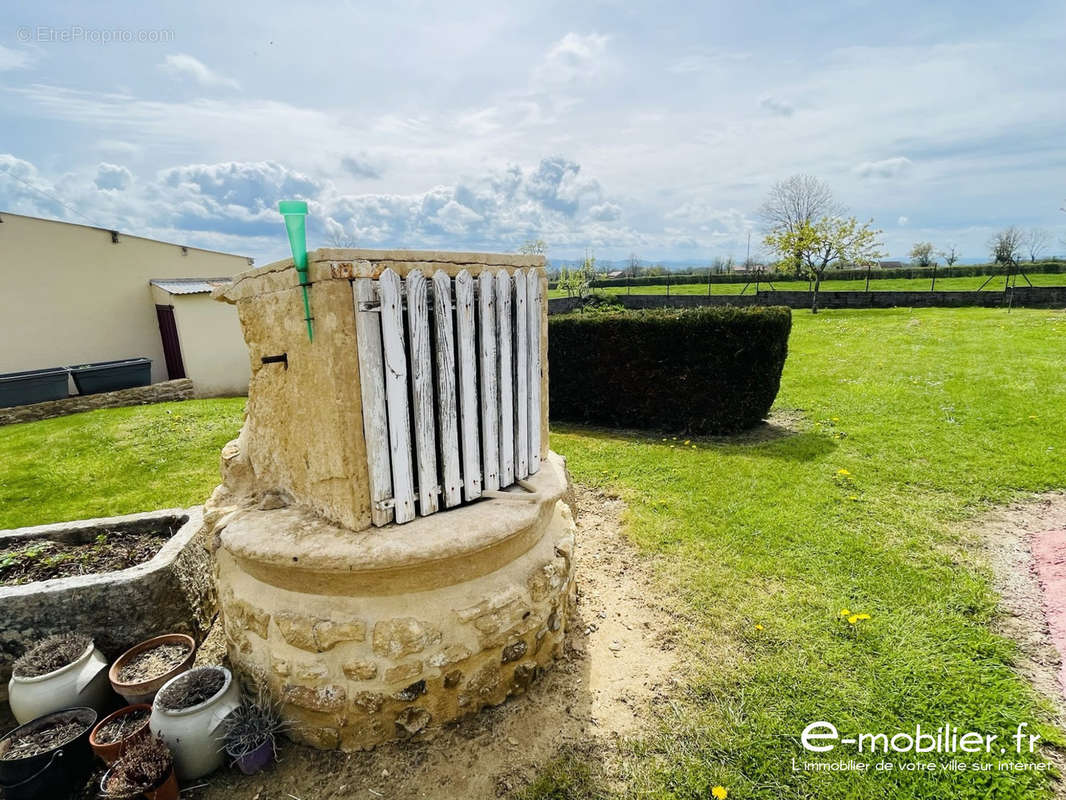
[[548, 306, 791, 434], [549, 259, 1066, 289]]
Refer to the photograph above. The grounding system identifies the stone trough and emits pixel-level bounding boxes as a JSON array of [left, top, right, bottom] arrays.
[[205, 249, 577, 750], [0, 508, 216, 707]]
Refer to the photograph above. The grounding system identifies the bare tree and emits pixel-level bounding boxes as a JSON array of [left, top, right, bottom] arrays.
[[518, 238, 547, 256], [988, 227, 1025, 267], [939, 244, 960, 266], [1025, 228, 1051, 263], [758, 175, 844, 272]]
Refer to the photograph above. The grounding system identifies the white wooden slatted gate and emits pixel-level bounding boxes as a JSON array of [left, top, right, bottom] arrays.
[[354, 268, 543, 526]]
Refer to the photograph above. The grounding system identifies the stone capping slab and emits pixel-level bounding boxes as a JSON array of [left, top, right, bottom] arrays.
[[219, 454, 568, 594], [0, 507, 202, 596], [0, 379, 195, 427], [216, 248, 546, 303]]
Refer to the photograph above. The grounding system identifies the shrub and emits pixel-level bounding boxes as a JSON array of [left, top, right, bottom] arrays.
[[548, 306, 791, 434]]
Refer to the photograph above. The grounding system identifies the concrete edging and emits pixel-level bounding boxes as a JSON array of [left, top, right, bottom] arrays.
[[0, 378, 195, 426]]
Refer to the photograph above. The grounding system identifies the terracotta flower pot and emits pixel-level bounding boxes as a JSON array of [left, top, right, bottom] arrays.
[[89, 704, 152, 765], [109, 634, 196, 705], [99, 764, 178, 800]]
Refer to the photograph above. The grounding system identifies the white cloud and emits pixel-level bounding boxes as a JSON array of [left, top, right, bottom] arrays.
[[587, 201, 621, 222], [532, 33, 609, 88], [668, 51, 751, 74], [854, 156, 913, 179], [94, 163, 132, 191], [159, 54, 240, 89], [898, 216, 909, 226], [759, 96, 794, 117], [0, 45, 34, 71]]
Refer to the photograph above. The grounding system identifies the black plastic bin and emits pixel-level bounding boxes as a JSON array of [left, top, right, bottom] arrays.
[[0, 367, 70, 408], [69, 358, 152, 395]]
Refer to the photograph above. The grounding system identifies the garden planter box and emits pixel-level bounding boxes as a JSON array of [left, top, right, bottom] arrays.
[[69, 358, 151, 395], [0, 507, 215, 714], [0, 367, 69, 408]]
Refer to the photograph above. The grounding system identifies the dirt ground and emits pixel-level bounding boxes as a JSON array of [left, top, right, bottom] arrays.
[[184, 485, 679, 799], [969, 492, 1066, 722]]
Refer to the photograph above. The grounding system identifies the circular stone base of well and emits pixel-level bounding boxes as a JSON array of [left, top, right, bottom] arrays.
[[213, 454, 576, 750]]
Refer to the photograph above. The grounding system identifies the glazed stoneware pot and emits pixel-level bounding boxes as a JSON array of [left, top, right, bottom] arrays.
[[7, 642, 112, 724], [89, 703, 153, 765], [231, 738, 274, 775], [109, 634, 196, 705], [0, 707, 97, 800], [149, 666, 240, 781]]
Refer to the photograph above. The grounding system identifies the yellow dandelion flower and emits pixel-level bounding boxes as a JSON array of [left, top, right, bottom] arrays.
[[839, 608, 851, 617], [836, 468, 851, 477], [754, 624, 764, 631], [684, 440, 691, 445], [855, 613, 871, 621], [848, 495, 859, 501], [832, 417, 840, 422], [712, 787, 728, 800], [848, 615, 859, 624]]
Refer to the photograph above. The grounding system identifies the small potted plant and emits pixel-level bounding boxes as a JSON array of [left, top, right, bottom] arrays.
[[6, 632, 111, 724], [218, 692, 285, 775], [100, 734, 177, 800], [149, 665, 240, 780], [109, 634, 196, 705], [90, 704, 152, 764]]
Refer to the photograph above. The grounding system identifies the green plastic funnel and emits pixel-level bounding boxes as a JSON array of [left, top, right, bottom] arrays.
[[278, 200, 313, 341]]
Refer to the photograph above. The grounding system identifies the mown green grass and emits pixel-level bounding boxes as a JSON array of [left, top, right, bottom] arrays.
[[0, 398, 245, 528], [544, 307, 1066, 798], [548, 272, 1066, 298]]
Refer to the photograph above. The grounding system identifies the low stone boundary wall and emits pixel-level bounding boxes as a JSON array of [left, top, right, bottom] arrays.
[[548, 286, 1066, 314], [0, 378, 194, 426]]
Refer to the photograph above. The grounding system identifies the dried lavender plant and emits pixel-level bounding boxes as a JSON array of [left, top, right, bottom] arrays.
[[218, 690, 286, 757]]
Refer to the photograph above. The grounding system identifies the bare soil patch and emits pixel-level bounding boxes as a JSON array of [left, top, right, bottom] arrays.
[[117, 643, 191, 683], [0, 529, 165, 585], [181, 484, 678, 799], [968, 492, 1066, 720]]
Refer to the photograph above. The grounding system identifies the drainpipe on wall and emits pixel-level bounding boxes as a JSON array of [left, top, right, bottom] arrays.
[[279, 201, 313, 342]]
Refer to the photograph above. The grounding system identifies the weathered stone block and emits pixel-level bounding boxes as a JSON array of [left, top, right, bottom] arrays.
[[351, 691, 385, 714], [275, 611, 319, 651], [501, 640, 528, 664], [341, 659, 378, 681], [283, 684, 347, 714], [372, 618, 441, 658], [315, 619, 366, 651], [384, 661, 423, 684]]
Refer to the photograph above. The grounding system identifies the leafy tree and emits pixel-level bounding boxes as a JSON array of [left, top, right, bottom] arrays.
[[909, 242, 936, 268], [765, 216, 884, 313], [758, 175, 844, 273], [989, 227, 1025, 268], [939, 244, 960, 266], [519, 238, 547, 256]]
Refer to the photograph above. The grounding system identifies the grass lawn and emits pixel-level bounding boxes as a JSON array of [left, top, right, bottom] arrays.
[[2, 309, 1064, 798], [546, 307, 1066, 798], [547, 272, 1066, 298], [0, 398, 246, 529]]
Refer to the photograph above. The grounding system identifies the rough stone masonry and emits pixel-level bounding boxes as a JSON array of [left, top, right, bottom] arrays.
[[204, 249, 577, 749]]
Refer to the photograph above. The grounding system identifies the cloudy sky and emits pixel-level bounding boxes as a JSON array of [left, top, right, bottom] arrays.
[[2, 1, 1064, 265]]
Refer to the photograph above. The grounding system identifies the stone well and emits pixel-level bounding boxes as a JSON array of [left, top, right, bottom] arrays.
[[204, 249, 576, 750]]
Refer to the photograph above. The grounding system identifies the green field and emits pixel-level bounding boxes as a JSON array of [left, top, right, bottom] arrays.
[[548, 272, 1066, 298], [2, 309, 1064, 798]]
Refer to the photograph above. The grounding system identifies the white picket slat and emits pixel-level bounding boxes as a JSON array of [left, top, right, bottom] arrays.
[[406, 270, 439, 516], [478, 270, 500, 490], [496, 270, 515, 487], [377, 269, 416, 523], [513, 269, 529, 479], [454, 270, 482, 501], [353, 279, 394, 526], [431, 271, 462, 508], [527, 269, 542, 474]]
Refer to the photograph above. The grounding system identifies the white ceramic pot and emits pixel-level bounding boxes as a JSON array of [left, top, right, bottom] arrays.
[[7, 642, 112, 724], [150, 666, 241, 781]]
